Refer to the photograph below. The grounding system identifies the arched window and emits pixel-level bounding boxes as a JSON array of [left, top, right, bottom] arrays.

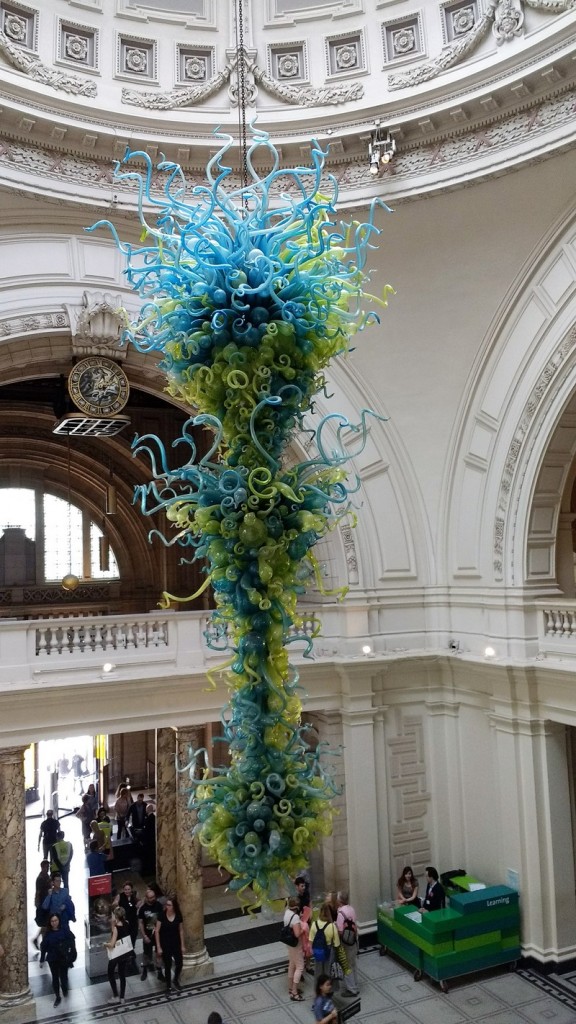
[[0, 487, 119, 583]]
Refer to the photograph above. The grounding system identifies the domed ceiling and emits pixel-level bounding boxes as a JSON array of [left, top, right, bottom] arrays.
[[0, 0, 574, 204]]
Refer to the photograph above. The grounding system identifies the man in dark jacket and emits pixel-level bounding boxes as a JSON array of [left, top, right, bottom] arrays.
[[422, 867, 446, 912]]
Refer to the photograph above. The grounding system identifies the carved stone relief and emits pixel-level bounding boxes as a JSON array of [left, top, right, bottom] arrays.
[[0, 311, 69, 339], [388, 712, 431, 873], [493, 0, 524, 43], [67, 291, 129, 359]]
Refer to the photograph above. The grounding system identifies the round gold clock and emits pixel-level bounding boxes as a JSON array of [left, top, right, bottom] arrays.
[[68, 356, 130, 417]]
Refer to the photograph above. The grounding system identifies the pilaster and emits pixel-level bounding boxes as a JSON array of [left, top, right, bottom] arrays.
[[156, 727, 177, 897], [176, 725, 213, 979], [0, 746, 35, 1021], [336, 664, 383, 926]]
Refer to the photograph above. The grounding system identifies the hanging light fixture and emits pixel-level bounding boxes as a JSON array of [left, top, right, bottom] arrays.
[[98, 528, 110, 572], [106, 467, 117, 515], [61, 436, 80, 592], [368, 125, 397, 175]]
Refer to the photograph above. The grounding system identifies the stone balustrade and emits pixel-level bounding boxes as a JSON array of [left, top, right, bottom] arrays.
[[0, 604, 378, 693], [536, 601, 576, 657]]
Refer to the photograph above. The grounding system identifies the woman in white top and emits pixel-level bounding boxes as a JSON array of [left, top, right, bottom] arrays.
[[283, 896, 304, 1001]]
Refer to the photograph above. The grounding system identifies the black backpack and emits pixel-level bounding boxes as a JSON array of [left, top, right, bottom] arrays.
[[280, 913, 298, 947], [56, 932, 77, 967], [312, 922, 330, 960], [341, 915, 357, 946]]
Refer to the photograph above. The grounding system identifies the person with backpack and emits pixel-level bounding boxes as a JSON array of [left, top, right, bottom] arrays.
[[336, 890, 360, 997], [281, 896, 304, 1001], [309, 901, 340, 982]]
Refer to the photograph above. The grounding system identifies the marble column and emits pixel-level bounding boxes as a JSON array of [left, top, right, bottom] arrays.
[[176, 725, 212, 979], [0, 746, 35, 1021], [156, 728, 177, 896]]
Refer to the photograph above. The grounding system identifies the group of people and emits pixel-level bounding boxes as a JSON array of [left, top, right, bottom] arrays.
[[104, 881, 186, 1005], [34, 811, 78, 1008], [282, 879, 361, 1007], [32, 863, 77, 1008], [396, 865, 446, 912], [76, 787, 157, 874]]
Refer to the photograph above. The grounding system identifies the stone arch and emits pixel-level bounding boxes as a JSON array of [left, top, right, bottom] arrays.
[[445, 204, 576, 589], [0, 226, 432, 608]]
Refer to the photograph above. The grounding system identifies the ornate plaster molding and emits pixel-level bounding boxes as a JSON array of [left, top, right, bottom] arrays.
[[493, 324, 576, 579], [249, 60, 364, 107], [493, 0, 525, 43], [0, 31, 97, 98], [0, 311, 69, 339], [388, 0, 570, 91], [523, 0, 575, 10], [388, 7, 494, 91], [67, 291, 129, 359], [122, 62, 234, 110], [121, 52, 363, 110], [0, 81, 575, 202]]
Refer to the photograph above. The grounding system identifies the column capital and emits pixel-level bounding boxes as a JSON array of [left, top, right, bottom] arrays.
[[0, 746, 27, 765]]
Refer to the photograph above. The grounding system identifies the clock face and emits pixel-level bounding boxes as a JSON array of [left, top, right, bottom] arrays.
[[68, 357, 130, 417]]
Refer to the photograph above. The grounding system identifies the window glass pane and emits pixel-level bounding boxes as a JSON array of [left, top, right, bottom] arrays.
[[43, 495, 83, 581], [90, 522, 119, 579], [0, 488, 36, 539]]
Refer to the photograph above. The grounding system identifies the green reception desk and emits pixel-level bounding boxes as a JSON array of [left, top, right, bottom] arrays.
[[377, 883, 520, 992]]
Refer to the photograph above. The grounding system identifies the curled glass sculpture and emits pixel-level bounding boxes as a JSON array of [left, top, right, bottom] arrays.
[[90, 128, 391, 903]]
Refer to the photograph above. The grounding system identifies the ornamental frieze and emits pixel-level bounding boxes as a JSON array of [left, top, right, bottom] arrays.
[[0, 84, 575, 201]]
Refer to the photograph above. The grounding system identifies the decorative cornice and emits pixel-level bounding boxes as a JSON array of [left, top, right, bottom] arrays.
[[0, 78, 575, 204], [0, 31, 97, 98]]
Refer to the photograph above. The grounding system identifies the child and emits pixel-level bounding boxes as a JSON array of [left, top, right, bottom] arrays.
[[313, 974, 337, 1023]]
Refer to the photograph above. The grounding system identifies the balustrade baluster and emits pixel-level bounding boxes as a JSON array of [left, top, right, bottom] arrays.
[[66, 626, 75, 654], [36, 627, 48, 656]]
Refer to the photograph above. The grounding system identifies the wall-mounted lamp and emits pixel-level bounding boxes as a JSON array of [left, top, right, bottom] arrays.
[[484, 646, 496, 659], [369, 126, 397, 176]]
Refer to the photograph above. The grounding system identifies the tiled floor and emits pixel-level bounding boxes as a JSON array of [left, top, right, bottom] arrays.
[[17, 811, 576, 1024]]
